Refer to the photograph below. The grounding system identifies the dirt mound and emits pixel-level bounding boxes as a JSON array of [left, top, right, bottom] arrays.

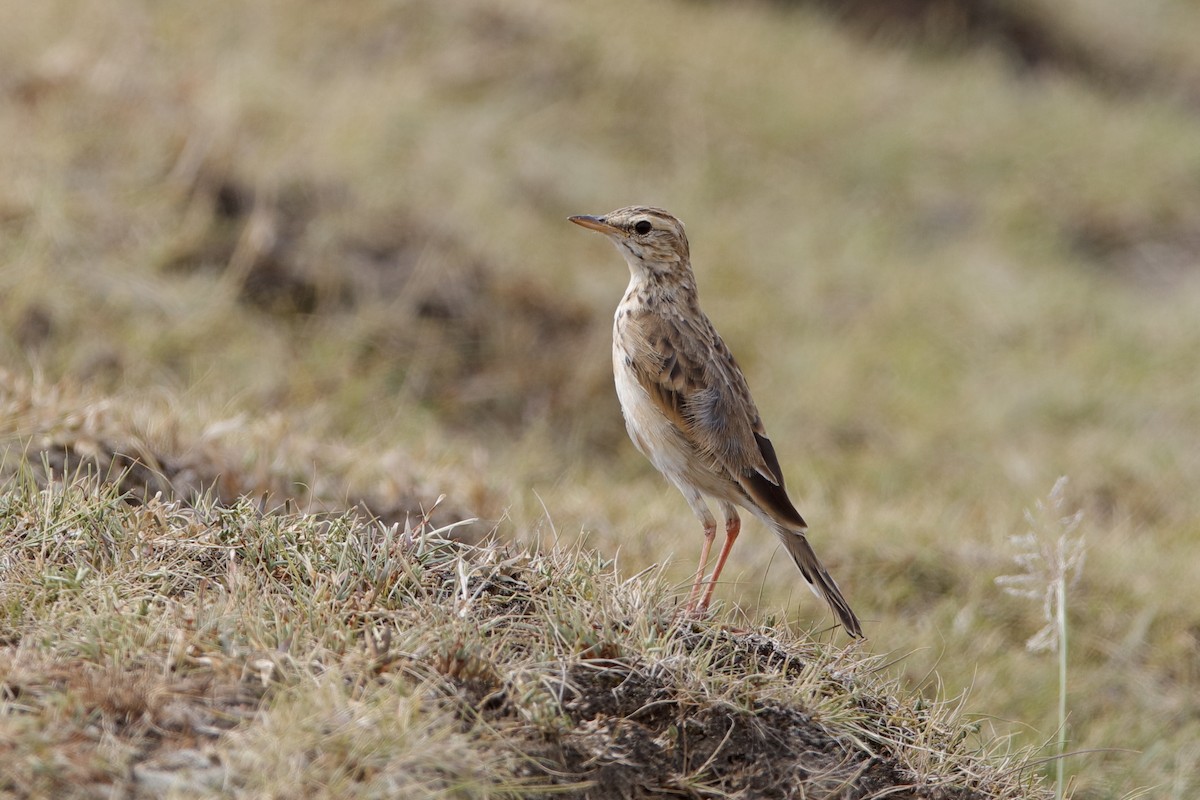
[[0, 369, 482, 537], [534, 654, 981, 799], [1068, 212, 1200, 290], [163, 169, 611, 437], [802, 0, 1097, 72], [742, 0, 1181, 101], [0, 474, 1042, 799], [411, 560, 1008, 798]]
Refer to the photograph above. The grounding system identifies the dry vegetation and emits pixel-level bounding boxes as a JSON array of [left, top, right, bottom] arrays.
[[2, 0, 1199, 797], [0, 467, 1039, 798]]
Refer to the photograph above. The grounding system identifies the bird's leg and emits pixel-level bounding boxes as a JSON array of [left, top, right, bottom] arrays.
[[683, 518, 717, 613], [699, 506, 741, 612]]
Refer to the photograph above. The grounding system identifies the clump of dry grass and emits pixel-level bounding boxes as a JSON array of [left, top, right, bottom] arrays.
[[0, 461, 1048, 799]]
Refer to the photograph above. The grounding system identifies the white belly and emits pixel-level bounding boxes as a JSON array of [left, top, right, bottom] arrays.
[[612, 338, 693, 483]]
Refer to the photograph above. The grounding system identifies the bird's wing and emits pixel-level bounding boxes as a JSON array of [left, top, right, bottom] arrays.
[[625, 309, 807, 529]]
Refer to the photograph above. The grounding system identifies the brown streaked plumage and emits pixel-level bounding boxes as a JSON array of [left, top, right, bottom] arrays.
[[569, 206, 862, 637]]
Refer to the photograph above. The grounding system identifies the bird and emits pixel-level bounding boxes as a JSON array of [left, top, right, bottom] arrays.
[[569, 206, 862, 637]]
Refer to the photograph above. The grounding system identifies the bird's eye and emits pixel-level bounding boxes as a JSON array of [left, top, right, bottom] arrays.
[[633, 220, 653, 235]]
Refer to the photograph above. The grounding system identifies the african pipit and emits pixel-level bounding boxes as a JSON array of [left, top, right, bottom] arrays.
[[569, 206, 862, 637]]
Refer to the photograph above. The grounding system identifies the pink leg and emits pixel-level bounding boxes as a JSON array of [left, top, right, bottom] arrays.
[[683, 519, 717, 612], [699, 512, 741, 611]]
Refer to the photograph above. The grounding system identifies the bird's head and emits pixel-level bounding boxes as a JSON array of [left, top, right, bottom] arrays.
[[569, 206, 691, 281]]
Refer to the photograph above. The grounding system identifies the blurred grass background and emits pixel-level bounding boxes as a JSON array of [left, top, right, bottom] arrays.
[[2, 0, 1199, 796]]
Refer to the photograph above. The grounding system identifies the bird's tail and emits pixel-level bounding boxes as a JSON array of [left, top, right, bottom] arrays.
[[775, 526, 863, 638]]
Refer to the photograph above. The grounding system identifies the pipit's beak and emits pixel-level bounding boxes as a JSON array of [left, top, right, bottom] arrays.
[[568, 215, 622, 235]]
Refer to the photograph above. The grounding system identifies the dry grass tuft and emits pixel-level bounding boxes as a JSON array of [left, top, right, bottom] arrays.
[[0, 464, 1044, 798]]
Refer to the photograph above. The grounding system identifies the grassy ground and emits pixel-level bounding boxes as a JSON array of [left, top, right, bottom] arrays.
[[3, 0, 1200, 796], [0, 464, 1037, 798]]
